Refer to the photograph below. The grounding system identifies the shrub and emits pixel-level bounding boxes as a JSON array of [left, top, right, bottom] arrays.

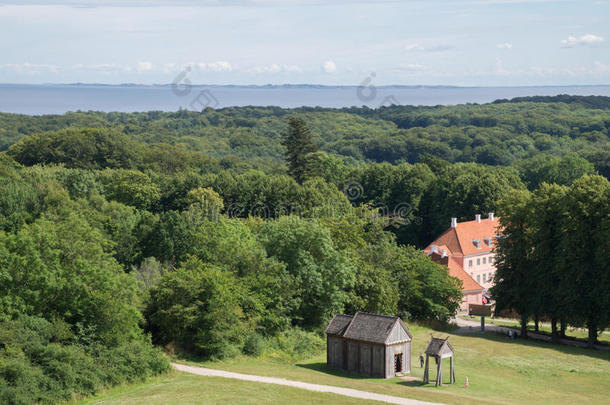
[[242, 334, 266, 357]]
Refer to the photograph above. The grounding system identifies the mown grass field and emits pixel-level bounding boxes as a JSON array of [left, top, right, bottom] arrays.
[[77, 373, 376, 405], [459, 315, 610, 345], [77, 324, 610, 405]]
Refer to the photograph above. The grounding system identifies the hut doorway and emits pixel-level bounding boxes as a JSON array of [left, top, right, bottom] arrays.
[[394, 353, 403, 373]]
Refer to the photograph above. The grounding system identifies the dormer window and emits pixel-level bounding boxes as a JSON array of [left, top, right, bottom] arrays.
[[483, 237, 492, 247], [472, 239, 482, 249]]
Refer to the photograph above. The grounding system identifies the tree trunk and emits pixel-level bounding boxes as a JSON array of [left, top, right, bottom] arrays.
[[534, 314, 539, 333], [560, 318, 567, 338], [587, 320, 597, 348], [520, 314, 528, 338], [551, 318, 558, 343]]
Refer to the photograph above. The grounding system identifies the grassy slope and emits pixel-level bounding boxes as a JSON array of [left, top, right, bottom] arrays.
[[459, 315, 610, 344], [77, 325, 610, 405], [77, 373, 378, 405]]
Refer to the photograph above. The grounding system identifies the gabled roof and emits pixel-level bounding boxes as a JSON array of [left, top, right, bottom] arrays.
[[425, 337, 454, 356], [325, 314, 353, 336], [424, 217, 500, 257], [428, 252, 484, 292], [326, 312, 412, 344], [446, 256, 484, 292]]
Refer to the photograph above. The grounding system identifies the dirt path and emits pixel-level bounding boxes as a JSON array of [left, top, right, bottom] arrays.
[[172, 363, 442, 405]]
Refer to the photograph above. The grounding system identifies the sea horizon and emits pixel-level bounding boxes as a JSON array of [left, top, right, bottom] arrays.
[[2, 83, 610, 115]]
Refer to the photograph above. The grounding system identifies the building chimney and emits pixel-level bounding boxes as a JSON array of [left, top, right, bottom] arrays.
[[489, 212, 494, 221], [475, 214, 481, 223], [430, 245, 438, 254], [451, 217, 457, 228]]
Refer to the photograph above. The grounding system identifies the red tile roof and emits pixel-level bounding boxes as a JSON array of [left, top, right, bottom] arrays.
[[429, 252, 484, 292], [446, 256, 484, 292], [424, 217, 501, 257]]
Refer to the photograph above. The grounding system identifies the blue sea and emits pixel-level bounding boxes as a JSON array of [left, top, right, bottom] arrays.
[[1, 84, 610, 115]]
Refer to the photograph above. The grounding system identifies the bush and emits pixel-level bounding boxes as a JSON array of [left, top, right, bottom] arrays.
[[265, 329, 325, 361], [242, 334, 266, 357], [0, 316, 169, 405]]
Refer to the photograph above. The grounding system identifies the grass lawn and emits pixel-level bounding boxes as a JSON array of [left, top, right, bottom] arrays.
[[76, 324, 610, 405], [459, 315, 610, 344], [76, 373, 378, 405]]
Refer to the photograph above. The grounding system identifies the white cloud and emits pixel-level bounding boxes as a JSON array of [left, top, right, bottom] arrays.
[[322, 60, 336, 73], [206, 61, 233, 72], [405, 44, 425, 52], [594, 60, 610, 73], [136, 61, 153, 72], [394, 63, 425, 71], [496, 43, 513, 49], [0, 62, 59, 74], [248, 63, 301, 74], [493, 58, 510, 76], [560, 34, 604, 48], [405, 43, 453, 52]]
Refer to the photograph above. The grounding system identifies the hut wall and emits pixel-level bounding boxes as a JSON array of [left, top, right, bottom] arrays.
[[372, 345, 385, 377], [385, 341, 411, 377], [358, 343, 371, 375], [327, 336, 344, 369], [386, 322, 410, 344], [347, 341, 359, 373]]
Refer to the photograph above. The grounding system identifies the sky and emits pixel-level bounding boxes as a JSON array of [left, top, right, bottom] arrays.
[[1, 0, 609, 86]]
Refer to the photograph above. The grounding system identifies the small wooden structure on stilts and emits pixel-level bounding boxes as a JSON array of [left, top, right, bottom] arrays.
[[422, 336, 455, 386]]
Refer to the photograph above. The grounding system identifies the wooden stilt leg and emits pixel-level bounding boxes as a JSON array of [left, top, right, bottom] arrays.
[[435, 358, 443, 387], [436, 359, 442, 387], [423, 355, 429, 383], [450, 356, 455, 384]]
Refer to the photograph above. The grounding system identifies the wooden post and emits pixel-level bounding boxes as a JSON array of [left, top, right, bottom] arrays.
[[423, 355, 429, 383], [436, 358, 442, 386], [450, 356, 455, 383], [481, 316, 485, 332]]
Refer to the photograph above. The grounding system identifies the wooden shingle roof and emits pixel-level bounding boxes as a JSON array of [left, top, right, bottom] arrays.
[[325, 314, 353, 336], [325, 312, 412, 344], [424, 337, 454, 357]]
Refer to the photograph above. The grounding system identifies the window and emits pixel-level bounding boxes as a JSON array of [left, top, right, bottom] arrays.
[[469, 260, 473, 267], [477, 275, 480, 283], [477, 258, 481, 265], [483, 257, 486, 264], [490, 257, 494, 264]]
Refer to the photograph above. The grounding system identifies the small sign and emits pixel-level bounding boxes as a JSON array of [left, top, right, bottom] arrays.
[[469, 304, 492, 317]]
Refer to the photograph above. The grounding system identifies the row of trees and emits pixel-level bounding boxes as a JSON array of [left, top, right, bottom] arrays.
[[491, 175, 610, 345]]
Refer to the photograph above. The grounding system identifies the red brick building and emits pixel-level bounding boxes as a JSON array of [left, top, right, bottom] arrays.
[[424, 213, 500, 311]]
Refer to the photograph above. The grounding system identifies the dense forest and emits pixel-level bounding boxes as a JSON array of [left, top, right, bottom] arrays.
[[0, 96, 609, 403]]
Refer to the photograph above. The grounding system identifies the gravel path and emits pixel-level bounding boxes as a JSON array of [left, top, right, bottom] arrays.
[[172, 363, 442, 405]]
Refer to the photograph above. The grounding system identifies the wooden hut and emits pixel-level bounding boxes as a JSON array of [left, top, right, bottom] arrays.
[[325, 312, 412, 378], [423, 336, 455, 386]]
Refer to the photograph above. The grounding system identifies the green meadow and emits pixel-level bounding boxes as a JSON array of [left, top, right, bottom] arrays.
[[77, 324, 610, 405]]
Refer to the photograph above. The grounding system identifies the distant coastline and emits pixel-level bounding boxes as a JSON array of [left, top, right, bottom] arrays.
[[4, 82, 610, 89], [2, 83, 610, 115]]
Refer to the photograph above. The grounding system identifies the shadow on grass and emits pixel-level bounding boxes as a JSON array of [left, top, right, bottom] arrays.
[[397, 380, 427, 387], [296, 362, 375, 380], [297, 362, 437, 389], [453, 329, 610, 361]]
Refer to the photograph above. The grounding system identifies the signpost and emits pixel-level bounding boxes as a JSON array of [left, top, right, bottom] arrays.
[[468, 304, 493, 332]]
